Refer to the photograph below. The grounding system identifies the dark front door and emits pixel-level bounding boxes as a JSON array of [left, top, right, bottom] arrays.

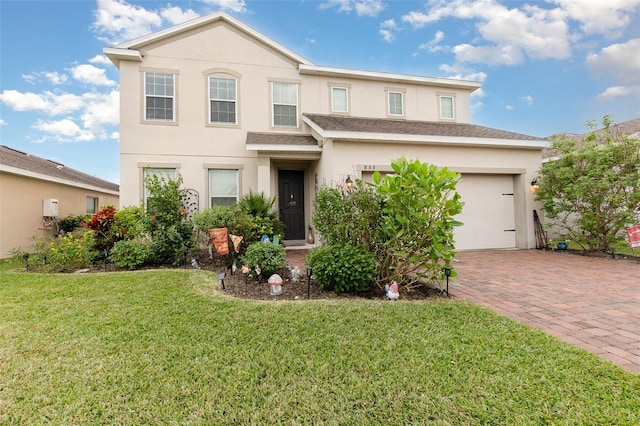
[[278, 170, 305, 240]]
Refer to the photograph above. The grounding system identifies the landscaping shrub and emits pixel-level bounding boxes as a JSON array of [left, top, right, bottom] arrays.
[[83, 205, 117, 252], [312, 184, 382, 252], [241, 241, 286, 279], [35, 229, 96, 272], [110, 237, 154, 270], [113, 206, 146, 240], [58, 214, 91, 234], [145, 175, 194, 266], [237, 191, 285, 239], [306, 244, 376, 294]]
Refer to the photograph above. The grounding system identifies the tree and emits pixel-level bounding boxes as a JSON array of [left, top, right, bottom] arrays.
[[535, 115, 640, 252]]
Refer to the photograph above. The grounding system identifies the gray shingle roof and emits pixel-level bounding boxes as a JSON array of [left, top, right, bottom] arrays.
[[0, 145, 119, 192], [303, 114, 547, 141], [246, 132, 318, 146], [543, 117, 640, 159]]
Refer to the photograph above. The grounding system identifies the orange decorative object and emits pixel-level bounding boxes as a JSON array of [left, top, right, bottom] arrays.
[[209, 227, 229, 255]]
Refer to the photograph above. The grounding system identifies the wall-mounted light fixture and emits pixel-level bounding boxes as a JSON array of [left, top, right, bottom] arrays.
[[530, 179, 540, 192], [345, 175, 353, 190]]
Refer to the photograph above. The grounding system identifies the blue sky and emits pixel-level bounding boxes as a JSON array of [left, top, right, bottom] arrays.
[[1, 0, 639, 184]]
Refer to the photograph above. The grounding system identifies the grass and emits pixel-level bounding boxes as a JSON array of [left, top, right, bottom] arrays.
[[1, 265, 638, 424]]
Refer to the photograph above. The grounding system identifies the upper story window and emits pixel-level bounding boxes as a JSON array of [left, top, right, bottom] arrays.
[[387, 90, 404, 117], [144, 72, 175, 121], [272, 81, 298, 127], [331, 87, 349, 113], [440, 95, 455, 120], [209, 76, 237, 124]]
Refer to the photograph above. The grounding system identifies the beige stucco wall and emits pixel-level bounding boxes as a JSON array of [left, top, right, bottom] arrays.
[[117, 21, 475, 208], [0, 173, 119, 258]]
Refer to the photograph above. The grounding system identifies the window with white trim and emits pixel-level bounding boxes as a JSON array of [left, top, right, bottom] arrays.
[[209, 169, 238, 207], [143, 167, 176, 207], [331, 87, 348, 113], [209, 77, 237, 124], [86, 196, 98, 214], [272, 82, 298, 127], [388, 91, 403, 116], [144, 72, 175, 121], [440, 95, 455, 120]]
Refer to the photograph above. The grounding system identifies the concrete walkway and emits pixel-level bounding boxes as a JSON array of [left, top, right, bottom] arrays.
[[452, 250, 640, 374]]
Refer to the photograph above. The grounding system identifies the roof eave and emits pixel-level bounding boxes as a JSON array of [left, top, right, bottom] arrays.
[[103, 47, 143, 67], [1, 165, 120, 195], [246, 144, 322, 153], [298, 64, 481, 91]]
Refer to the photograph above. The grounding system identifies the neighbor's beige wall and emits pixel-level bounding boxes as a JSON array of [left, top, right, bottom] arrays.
[[0, 173, 119, 258]]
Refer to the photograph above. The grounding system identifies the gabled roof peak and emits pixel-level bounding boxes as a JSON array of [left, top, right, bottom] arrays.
[[106, 11, 312, 67]]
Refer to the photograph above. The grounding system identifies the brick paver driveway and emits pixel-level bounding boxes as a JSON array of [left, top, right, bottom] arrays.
[[452, 249, 640, 374]]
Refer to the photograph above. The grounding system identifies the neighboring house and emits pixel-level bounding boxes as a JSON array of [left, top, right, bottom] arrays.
[[0, 145, 120, 257], [543, 117, 640, 161], [104, 11, 546, 250]]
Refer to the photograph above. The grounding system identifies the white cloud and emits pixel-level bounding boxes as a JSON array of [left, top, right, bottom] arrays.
[[319, 0, 352, 13], [0, 90, 83, 115], [586, 39, 640, 83], [519, 95, 534, 105], [92, 0, 163, 45], [438, 63, 487, 82], [0, 119, 6, 126], [320, 0, 385, 17], [160, 6, 200, 25], [595, 85, 640, 102], [471, 88, 485, 98], [551, 0, 640, 38], [80, 91, 120, 132], [355, 0, 385, 17], [199, 0, 247, 13], [379, 19, 397, 42], [506, 105, 514, 111], [69, 64, 116, 87], [22, 72, 68, 85], [89, 55, 113, 65], [418, 30, 445, 52], [33, 118, 96, 142]]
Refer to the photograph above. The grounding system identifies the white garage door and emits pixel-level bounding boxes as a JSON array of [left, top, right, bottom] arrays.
[[454, 174, 516, 250]]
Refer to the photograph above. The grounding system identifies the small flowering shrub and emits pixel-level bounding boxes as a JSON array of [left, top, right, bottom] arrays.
[[241, 241, 286, 279], [36, 230, 96, 272]]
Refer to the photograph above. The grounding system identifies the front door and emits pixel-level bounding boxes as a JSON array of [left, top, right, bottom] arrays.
[[278, 170, 305, 240]]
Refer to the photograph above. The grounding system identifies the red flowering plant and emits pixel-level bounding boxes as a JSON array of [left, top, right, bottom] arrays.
[[82, 205, 117, 253]]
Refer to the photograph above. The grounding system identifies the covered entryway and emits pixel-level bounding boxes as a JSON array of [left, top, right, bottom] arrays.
[[454, 174, 516, 250], [278, 170, 305, 240]]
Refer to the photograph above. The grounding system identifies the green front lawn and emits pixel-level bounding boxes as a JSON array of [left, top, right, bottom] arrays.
[[1, 267, 638, 424]]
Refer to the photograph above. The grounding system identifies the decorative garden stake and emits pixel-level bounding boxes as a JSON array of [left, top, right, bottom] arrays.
[[307, 267, 312, 299], [218, 272, 226, 290], [23, 252, 30, 271], [269, 274, 283, 296]]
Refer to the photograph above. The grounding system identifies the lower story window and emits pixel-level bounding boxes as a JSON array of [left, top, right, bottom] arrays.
[[209, 169, 238, 207], [86, 196, 98, 214], [144, 167, 176, 207]]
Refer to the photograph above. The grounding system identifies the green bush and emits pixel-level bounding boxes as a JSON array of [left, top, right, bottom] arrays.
[[237, 191, 284, 238], [306, 244, 376, 294], [36, 229, 96, 272], [58, 214, 91, 234], [241, 241, 286, 279], [110, 237, 154, 270], [113, 206, 146, 240]]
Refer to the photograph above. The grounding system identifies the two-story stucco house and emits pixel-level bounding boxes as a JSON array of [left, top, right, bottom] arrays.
[[104, 11, 546, 250]]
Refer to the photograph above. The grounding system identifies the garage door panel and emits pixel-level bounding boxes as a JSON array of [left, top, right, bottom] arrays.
[[454, 175, 516, 250]]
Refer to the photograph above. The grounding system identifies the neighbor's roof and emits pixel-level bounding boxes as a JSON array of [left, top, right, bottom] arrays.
[[543, 117, 640, 159], [0, 145, 119, 193], [303, 114, 548, 149]]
